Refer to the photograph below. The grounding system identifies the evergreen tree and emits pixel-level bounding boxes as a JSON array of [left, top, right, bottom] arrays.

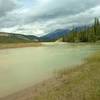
[[62, 17, 100, 43]]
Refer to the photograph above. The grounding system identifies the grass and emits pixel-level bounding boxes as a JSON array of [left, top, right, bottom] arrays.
[[0, 43, 41, 49], [32, 52, 100, 100], [1, 52, 100, 100]]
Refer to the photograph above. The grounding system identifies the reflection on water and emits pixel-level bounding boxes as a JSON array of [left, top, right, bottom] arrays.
[[0, 43, 99, 97]]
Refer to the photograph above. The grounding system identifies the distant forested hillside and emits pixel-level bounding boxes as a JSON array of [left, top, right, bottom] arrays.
[[63, 18, 100, 42]]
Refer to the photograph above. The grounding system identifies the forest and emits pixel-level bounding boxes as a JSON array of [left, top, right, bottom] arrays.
[[63, 18, 100, 42]]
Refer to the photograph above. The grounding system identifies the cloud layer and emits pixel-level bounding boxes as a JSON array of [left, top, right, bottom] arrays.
[[0, 0, 100, 36]]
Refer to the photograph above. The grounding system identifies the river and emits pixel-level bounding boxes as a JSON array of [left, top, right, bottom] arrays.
[[0, 43, 99, 98]]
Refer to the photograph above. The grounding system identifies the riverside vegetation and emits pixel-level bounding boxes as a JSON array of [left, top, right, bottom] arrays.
[[32, 52, 100, 100], [63, 18, 100, 42], [0, 43, 41, 49]]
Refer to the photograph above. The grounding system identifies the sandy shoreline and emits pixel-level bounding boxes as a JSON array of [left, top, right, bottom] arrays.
[[0, 77, 55, 100], [0, 43, 41, 49]]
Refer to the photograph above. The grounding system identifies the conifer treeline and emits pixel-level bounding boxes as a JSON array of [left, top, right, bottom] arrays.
[[63, 18, 100, 42]]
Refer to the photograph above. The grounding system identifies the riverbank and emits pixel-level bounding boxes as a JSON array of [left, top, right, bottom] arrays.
[[0, 43, 41, 49], [1, 51, 100, 100]]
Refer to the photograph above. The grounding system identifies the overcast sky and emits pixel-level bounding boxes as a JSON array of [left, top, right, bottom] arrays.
[[0, 0, 100, 36]]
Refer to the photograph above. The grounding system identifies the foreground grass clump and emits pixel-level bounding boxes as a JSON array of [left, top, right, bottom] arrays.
[[33, 52, 100, 100], [1, 52, 100, 100]]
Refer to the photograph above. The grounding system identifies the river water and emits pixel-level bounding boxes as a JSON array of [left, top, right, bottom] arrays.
[[0, 43, 99, 97]]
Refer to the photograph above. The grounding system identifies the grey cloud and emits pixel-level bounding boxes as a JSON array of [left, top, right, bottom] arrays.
[[27, 0, 100, 23], [0, 0, 100, 35], [0, 0, 16, 17]]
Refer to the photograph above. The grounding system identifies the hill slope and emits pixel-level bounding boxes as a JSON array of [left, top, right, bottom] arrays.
[[39, 29, 70, 42], [0, 32, 39, 43]]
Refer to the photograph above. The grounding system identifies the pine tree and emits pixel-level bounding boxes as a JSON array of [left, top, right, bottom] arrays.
[[94, 17, 100, 35]]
